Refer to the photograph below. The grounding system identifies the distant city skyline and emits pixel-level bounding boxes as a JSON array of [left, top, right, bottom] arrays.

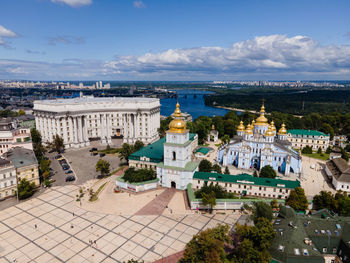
[[1, 0, 350, 80]]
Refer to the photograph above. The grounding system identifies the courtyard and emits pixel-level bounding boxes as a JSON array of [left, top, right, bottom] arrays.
[[0, 184, 240, 263]]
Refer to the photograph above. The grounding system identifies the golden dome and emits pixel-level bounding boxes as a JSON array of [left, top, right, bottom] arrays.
[[169, 102, 186, 133], [255, 102, 269, 125], [278, 123, 287, 135], [237, 121, 245, 131], [245, 124, 253, 135], [211, 124, 215, 130], [265, 127, 274, 137], [251, 120, 255, 127], [270, 121, 276, 132]]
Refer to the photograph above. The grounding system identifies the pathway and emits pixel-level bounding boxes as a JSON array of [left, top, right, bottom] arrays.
[[135, 188, 176, 215]]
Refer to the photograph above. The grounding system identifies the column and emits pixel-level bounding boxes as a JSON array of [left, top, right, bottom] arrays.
[[47, 115, 53, 141], [78, 116, 83, 144], [62, 117, 68, 144], [83, 116, 89, 143], [123, 113, 127, 142], [56, 117, 60, 137], [73, 117, 78, 144], [142, 113, 145, 140]]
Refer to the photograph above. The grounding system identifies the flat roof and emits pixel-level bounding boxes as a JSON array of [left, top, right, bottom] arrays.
[[34, 96, 158, 105], [3, 147, 38, 168], [193, 171, 300, 189], [287, 129, 328, 137]]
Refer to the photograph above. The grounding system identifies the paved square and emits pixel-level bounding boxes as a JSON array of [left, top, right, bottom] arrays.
[[0, 185, 240, 262]]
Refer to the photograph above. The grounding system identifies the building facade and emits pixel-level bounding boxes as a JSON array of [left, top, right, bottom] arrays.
[[287, 129, 330, 151], [325, 157, 350, 193], [192, 172, 300, 199], [3, 147, 40, 187], [33, 96, 160, 148], [0, 158, 17, 200], [156, 103, 198, 190], [217, 104, 302, 175], [0, 118, 33, 154]]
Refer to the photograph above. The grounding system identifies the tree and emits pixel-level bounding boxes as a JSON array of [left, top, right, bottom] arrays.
[[17, 178, 36, 200], [313, 191, 337, 211], [220, 134, 230, 144], [224, 166, 230, 174], [326, 146, 332, 154], [202, 191, 216, 213], [302, 145, 313, 154], [195, 182, 236, 199], [251, 201, 273, 224], [133, 140, 144, 152], [317, 147, 322, 154], [180, 225, 230, 263], [198, 159, 212, 172], [39, 159, 51, 175], [18, 109, 25, 116], [270, 199, 279, 210], [158, 116, 173, 138], [340, 147, 349, 161], [119, 143, 134, 163], [95, 159, 111, 178], [212, 164, 222, 174], [224, 119, 236, 137], [51, 134, 65, 153], [286, 187, 308, 211], [259, 165, 276, 178], [253, 170, 258, 177], [123, 167, 156, 183], [232, 217, 276, 263]]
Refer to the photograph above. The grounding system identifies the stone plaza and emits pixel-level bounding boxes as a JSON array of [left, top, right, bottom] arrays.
[[0, 185, 240, 263]]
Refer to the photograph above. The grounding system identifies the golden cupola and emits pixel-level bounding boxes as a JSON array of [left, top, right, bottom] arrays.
[[270, 121, 276, 132], [278, 123, 287, 135], [265, 127, 274, 137], [169, 102, 186, 133], [245, 124, 253, 135], [237, 121, 245, 131], [255, 103, 268, 125], [251, 120, 255, 127]]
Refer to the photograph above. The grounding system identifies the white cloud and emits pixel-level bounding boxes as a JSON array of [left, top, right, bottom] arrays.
[[0, 25, 17, 38], [1, 35, 350, 80], [0, 25, 18, 48], [51, 0, 92, 8], [133, 1, 146, 8]]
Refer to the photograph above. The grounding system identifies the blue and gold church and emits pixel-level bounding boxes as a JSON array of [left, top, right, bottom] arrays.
[[217, 104, 302, 175]]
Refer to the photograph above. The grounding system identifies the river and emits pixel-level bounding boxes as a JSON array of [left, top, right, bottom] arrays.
[[160, 89, 230, 120]]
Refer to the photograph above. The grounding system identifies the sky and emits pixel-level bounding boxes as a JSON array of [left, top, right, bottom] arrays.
[[0, 0, 350, 81]]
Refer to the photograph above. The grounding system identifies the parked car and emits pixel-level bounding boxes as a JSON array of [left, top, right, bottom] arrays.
[[99, 153, 105, 157], [90, 148, 97, 152], [65, 175, 75, 182], [92, 152, 98, 156], [54, 154, 62, 159], [62, 165, 70, 170], [65, 170, 73, 174]]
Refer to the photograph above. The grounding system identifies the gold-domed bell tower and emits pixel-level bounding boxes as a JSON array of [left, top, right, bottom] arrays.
[[158, 102, 197, 190], [164, 102, 191, 167]]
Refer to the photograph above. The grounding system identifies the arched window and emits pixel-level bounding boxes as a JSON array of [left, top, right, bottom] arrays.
[[172, 151, 176, 160]]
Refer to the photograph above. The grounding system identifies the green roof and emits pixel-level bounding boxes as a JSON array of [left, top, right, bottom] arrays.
[[193, 172, 300, 189], [287, 129, 328, 137], [270, 207, 350, 263], [195, 147, 210, 155], [129, 133, 197, 163]]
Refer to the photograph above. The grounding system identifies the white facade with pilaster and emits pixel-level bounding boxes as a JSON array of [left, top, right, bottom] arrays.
[[33, 96, 160, 148]]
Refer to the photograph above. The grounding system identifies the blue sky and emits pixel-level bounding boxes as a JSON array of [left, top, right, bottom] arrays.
[[0, 0, 350, 80]]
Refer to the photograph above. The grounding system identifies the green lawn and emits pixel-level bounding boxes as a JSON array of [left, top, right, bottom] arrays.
[[303, 153, 329, 161], [89, 182, 107, 202], [98, 148, 121, 154]]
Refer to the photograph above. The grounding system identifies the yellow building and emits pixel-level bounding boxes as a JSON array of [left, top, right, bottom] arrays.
[[0, 158, 17, 199], [3, 147, 40, 187]]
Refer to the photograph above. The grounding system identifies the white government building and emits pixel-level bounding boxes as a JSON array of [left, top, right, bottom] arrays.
[[33, 96, 160, 148]]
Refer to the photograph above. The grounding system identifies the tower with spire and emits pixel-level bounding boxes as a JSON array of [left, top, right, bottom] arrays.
[[156, 102, 199, 190]]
